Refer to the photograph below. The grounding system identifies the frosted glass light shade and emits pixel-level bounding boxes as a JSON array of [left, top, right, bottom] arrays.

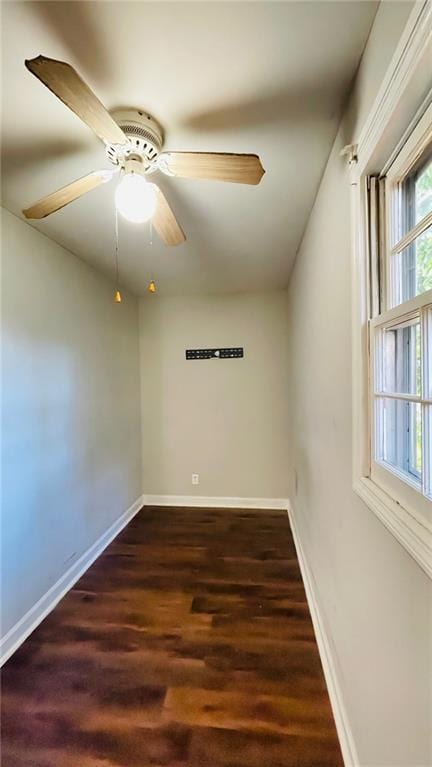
[[115, 173, 157, 223]]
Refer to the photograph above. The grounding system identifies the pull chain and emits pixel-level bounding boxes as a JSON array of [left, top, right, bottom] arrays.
[[114, 206, 122, 303], [148, 218, 156, 293]]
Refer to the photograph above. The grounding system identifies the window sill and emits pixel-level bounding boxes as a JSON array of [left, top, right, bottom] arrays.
[[353, 476, 432, 578], [375, 459, 422, 494]]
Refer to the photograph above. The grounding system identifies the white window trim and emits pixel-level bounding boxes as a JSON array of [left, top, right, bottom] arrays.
[[350, 0, 432, 578]]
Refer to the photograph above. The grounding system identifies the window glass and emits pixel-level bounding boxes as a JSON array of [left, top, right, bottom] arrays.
[[415, 157, 432, 223], [392, 225, 432, 304], [379, 319, 421, 396], [396, 153, 432, 242], [425, 406, 432, 499], [426, 308, 432, 400], [376, 398, 422, 484]]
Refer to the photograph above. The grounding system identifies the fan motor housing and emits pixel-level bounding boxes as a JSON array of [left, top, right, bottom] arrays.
[[106, 109, 164, 172]]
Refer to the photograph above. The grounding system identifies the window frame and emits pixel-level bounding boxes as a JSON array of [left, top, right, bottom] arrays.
[[350, 0, 432, 578], [369, 104, 432, 522], [384, 105, 432, 314]]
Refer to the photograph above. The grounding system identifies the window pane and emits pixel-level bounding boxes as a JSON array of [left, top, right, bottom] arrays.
[[426, 308, 432, 401], [425, 405, 432, 499], [415, 157, 432, 223], [375, 397, 422, 484], [392, 225, 432, 304], [379, 318, 421, 396], [396, 153, 432, 241]]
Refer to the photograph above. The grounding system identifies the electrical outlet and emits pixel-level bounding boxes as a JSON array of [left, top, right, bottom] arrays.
[[192, 473, 199, 485]]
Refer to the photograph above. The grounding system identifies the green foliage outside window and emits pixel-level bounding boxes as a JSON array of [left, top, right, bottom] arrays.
[[416, 161, 432, 294]]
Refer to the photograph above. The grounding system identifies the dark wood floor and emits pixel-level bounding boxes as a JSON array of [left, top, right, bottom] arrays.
[[1, 507, 343, 767]]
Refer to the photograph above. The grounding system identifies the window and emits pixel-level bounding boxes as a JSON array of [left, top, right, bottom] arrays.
[[350, 6, 432, 577], [369, 104, 432, 525]]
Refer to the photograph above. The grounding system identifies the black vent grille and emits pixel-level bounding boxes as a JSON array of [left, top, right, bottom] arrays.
[[186, 348, 244, 360]]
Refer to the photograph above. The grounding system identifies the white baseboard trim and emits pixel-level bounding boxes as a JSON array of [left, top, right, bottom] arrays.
[[287, 500, 358, 767], [144, 494, 289, 510], [0, 494, 145, 667]]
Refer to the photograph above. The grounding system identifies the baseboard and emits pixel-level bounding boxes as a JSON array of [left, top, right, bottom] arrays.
[[144, 494, 289, 510], [287, 500, 359, 767], [0, 494, 145, 667]]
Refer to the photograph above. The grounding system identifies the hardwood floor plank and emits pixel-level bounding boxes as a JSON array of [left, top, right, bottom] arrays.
[[189, 726, 341, 767], [163, 686, 336, 737], [1, 507, 343, 766]]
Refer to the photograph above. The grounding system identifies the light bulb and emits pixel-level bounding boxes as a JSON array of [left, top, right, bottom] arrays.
[[115, 173, 157, 224]]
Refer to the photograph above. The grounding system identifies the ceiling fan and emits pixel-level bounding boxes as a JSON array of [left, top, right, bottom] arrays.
[[22, 55, 266, 245]]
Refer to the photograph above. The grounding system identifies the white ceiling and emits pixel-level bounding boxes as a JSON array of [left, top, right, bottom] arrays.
[[1, 1, 378, 296]]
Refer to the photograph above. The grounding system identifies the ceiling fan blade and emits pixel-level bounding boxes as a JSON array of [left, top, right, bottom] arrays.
[[158, 152, 265, 185], [152, 186, 186, 246], [23, 169, 115, 219], [25, 55, 126, 146]]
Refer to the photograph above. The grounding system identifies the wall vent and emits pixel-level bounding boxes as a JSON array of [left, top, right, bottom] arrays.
[[185, 348, 244, 360]]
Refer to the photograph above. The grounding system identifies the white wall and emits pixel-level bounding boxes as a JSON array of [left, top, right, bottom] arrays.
[[139, 292, 289, 499], [1, 208, 142, 639], [286, 2, 431, 766]]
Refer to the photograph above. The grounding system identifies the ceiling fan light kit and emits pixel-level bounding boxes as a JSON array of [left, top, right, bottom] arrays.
[[115, 170, 157, 224], [22, 55, 265, 251]]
